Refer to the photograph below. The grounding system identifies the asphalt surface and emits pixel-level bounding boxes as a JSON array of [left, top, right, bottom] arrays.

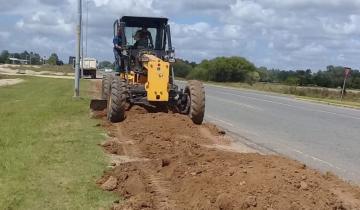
[[178, 81, 360, 184]]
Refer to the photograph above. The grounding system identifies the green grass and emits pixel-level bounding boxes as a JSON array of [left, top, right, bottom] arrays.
[[0, 77, 116, 209], [296, 96, 360, 109]]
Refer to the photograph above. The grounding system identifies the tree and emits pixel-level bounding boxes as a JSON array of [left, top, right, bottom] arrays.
[[246, 71, 260, 85], [173, 59, 193, 78], [257, 66, 270, 82], [350, 76, 360, 89], [13, 53, 21, 59], [20, 51, 29, 60], [98, 60, 114, 69], [285, 76, 300, 86], [48, 53, 59, 65], [313, 71, 331, 87], [187, 56, 256, 82], [30, 52, 42, 65], [0, 50, 10, 63]]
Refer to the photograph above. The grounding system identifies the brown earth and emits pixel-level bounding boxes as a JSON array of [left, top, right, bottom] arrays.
[[91, 80, 360, 210]]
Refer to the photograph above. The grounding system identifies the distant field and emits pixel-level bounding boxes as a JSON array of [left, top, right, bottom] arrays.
[[5, 64, 74, 74], [0, 76, 115, 209]]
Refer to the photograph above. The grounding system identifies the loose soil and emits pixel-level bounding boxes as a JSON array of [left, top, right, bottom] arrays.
[[91, 81, 360, 210], [0, 78, 24, 86], [0, 64, 74, 79]]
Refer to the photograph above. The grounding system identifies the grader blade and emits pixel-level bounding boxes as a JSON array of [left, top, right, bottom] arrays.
[[90, 99, 107, 111]]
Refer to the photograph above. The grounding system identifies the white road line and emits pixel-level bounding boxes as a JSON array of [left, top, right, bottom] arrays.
[[290, 147, 343, 171], [176, 80, 360, 113], [215, 90, 360, 121], [202, 82, 360, 112], [207, 111, 360, 179], [206, 114, 234, 127], [207, 95, 263, 111]]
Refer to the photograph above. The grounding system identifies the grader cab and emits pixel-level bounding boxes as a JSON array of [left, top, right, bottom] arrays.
[[91, 16, 205, 124]]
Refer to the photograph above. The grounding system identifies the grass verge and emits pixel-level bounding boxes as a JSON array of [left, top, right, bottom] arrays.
[[296, 96, 360, 109], [0, 76, 116, 209]]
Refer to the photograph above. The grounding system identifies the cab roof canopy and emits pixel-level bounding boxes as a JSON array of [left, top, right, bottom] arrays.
[[120, 16, 168, 28]]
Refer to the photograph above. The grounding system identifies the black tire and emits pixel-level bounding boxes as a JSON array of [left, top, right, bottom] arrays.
[[107, 77, 127, 123], [185, 80, 205, 124], [101, 74, 112, 100]]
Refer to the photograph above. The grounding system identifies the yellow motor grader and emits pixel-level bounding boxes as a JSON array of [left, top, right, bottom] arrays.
[[91, 16, 205, 124]]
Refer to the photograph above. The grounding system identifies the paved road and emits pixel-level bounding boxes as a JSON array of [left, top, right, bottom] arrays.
[[179, 81, 360, 184]]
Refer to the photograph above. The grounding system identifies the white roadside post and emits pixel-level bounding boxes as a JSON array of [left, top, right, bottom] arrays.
[[341, 67, 351, 101], [74, 0, 82, 97]]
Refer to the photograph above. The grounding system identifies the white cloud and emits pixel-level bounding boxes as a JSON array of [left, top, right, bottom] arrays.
[[230, 0, 274, 23], [15, 20, 24, 28], [322, 15, 360, 35], [1, 0, 360, 69], [0, 31, 10, 39]]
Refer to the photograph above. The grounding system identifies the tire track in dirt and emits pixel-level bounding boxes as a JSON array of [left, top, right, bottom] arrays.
[[90, 80, 360, 210], [98, 115, 176, 209], [114, 124, 176, 209]]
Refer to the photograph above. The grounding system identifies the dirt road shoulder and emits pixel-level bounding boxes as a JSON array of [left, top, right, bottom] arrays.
[[94, 107, 360, 210]]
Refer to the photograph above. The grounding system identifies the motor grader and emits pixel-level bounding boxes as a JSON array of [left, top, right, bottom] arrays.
[[91, 16, 205, 124]]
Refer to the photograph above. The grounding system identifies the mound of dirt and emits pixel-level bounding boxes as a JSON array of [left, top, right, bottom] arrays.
[[95, 106, 360, 210]]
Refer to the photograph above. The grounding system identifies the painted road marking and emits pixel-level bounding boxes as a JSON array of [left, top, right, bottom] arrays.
[[205, 112, 360, 182], [206, 114, 234, 127], [203, 82, 360, 112], [207, 94, 263, 111], [270, 139, 360, 179], [176, 80, 360, 114], [214, 90, 360, 121]]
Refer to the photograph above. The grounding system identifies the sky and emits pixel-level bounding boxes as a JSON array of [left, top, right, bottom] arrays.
[[0, 0, 360, 70]]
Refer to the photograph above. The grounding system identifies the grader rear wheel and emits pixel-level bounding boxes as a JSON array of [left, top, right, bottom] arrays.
[[101, 74, 112, 100], [185, 80, 205, 125], [107, 77, 127, 123]]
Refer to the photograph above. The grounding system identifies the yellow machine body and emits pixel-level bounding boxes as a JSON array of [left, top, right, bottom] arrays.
[[143, 54, 170, 101], [119, 54, 169, 102]]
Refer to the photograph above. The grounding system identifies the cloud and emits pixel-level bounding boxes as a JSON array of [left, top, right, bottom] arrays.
[[1, 0, 360, 70], [0, 31, 10, 39]]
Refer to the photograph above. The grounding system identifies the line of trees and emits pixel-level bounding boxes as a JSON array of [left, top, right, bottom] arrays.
[[174, 57, 260, 85], [0, 50, 64, 65], [98, 60, 114, 69], [173, 57, 360, 89], [257, 65, 360, 89]]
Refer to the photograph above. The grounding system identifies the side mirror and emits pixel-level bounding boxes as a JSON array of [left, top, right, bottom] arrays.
[[169, 48, 175, 62]]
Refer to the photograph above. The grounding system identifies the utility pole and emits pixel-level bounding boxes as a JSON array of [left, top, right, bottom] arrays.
[[81, 27, 84, 78], [81, 4, 84, 78], [85, 0, 89, 57], [341, 67, 351, 101], [74, 0, 82, 97]]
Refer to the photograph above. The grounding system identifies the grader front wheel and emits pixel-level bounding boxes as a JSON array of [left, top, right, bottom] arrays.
[[107, 77, 127, 123], [185, 80, 205, 125]]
